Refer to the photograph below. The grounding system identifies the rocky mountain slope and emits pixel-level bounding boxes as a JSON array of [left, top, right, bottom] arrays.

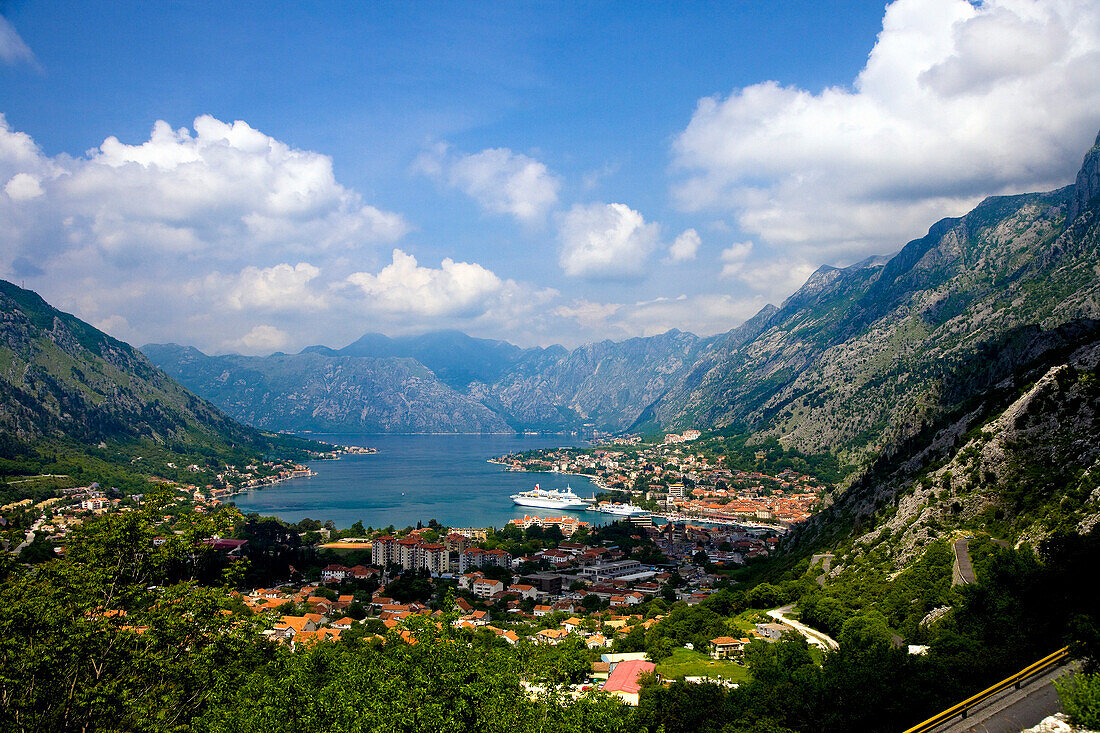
[[648, 133, 1100, 470], [143, 344, 512, 433], [0, 280, 307, 467], [768, 131, 1100, 558], [146, 329, 715, 434]]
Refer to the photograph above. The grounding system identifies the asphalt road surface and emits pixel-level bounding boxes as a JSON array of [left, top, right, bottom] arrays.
[[953, 538, 976, 585], [940, 661, 1073, 733]]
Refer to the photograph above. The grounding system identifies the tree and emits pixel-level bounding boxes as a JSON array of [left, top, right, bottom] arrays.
[[747, 582, 785, 609]]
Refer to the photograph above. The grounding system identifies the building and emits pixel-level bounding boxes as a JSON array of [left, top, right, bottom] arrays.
[[451, 527, 490, 542], [755, 622, 789, 641], [472, 578, 504, 598], [321, 564, 352, 583], [507, 515, 590, 537], [601, 659, 656, 706], [372, 536, 398, 567], [710, 636, 749, 660], [579, 560, 644, 583], [419, 543, 447, 574], [520, 573, 565, 595]]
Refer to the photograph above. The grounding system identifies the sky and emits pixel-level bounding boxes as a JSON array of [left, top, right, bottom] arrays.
[[1, 0, 1098, 354]]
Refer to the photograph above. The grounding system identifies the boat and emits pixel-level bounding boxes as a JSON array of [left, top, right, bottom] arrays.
[[510, 484, 589, 510], [596, 501, 650, 516]]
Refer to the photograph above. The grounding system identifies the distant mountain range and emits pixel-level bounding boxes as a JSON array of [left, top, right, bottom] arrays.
[[2, 129, 1098, 558], [146, 133, 1100, 454], [144, 328, 714, 434]]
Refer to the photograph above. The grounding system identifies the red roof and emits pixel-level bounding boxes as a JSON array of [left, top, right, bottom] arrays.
[[602, 660, 656, 695]]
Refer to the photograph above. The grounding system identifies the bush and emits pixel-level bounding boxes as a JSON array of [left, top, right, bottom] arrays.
[[1057, 672, 1100, 728]]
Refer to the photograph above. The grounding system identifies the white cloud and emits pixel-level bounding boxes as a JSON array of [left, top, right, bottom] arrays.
[[415, 142, 560, 223], [558, 202, 661, 279], [0, 115, 408, 269], [672, 0, 1100, 261], [194, 262, 326, 312], [232, 325, 291, 354], [345, 248, 510, 317], [0, 16, 36, 67], [4, 172, 42, 200], [718, 241, 754, 278], [729, 258, 818, 300], [667, 228, 701, 262]]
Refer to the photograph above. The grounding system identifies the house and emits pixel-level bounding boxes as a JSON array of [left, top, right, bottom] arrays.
[[472, 578, 504, 598], [755, 622, 789, 641], [321, 564, 351, 583], [506, 583, 538, 600], [330, 617, 357, 631], [601, 659, 656, 706], [561, 617, 585, 633], [586, 633, 609, 649], [533, 604, 553, 617], [535, 628, 568, 645], [710, 636, 749, 660], [277, 615, 317, 635]]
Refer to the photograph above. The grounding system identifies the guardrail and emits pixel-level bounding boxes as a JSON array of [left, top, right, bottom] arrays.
[[901, 646, 1071, 733]]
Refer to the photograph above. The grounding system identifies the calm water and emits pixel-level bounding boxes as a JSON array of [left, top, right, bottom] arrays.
[[232, 433, 610, 530]]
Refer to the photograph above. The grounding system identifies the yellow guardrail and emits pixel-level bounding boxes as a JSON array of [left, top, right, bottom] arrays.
[[901, 646, 1070, 733]]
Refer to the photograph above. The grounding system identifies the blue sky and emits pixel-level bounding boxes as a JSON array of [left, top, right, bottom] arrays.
[[1, 1, 1098, 353]]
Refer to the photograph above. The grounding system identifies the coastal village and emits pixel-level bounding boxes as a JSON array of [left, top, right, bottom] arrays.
[[495, 430, 826, 528], [1, 430, 835, 705]]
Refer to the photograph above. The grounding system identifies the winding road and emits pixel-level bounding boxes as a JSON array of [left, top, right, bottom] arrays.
[[953, 538, 976, 586], [767, 605, 840, 651], [10, 516, 44, 555]]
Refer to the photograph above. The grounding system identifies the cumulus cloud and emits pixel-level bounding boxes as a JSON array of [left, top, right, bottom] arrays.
[[0, 16, 36, 67], [672, 0, 1100, 261], [558, 202, 661, 279], [718, 241, 753, 278], [415, 142, 560, 223], [0, 115, 422, 353], [346, 249, 510, 317], [0, 114, 408, 269], [667, 228, 701, 262], [4, 172, 42, 200], [193, 262, 327, 312], [232, 325, 291, 354]]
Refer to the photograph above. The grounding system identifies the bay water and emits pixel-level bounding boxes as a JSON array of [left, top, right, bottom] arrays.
[[231, 433, 610, 530]]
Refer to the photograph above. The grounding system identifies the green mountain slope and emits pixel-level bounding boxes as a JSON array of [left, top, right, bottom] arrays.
[[0, 280, 317, 490], [650, 132, 1100, 476]]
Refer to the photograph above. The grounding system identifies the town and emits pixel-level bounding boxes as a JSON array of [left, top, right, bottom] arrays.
[[494, 429, 829, 528]]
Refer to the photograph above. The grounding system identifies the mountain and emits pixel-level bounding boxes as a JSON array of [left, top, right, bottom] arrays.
[[146, 133, 1100, 453], [142, 344, 512, 433], [146, 329, 716, 434], [648, 132, 1100, 473], [305, 330, 550, 390], [0, 280, 316, 489]]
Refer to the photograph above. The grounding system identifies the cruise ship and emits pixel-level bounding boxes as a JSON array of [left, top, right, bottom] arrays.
[[596, 501, 650, 516], [510, 484, 590, 510]]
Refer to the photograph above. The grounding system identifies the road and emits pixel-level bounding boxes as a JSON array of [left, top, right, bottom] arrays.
[[939, 660, 1075, 733], [11, 516, 44, 555], [811, 553, 833, 586], [767, 605, 840, 651], [953, 538, 976, 586]]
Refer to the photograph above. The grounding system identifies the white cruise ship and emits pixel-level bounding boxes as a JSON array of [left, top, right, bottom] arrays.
[[510, 484, 590, 510], [596, 501, 649, 516]]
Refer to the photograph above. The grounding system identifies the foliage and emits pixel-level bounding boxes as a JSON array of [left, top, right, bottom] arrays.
[[1056, 672, 1100, 728]]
